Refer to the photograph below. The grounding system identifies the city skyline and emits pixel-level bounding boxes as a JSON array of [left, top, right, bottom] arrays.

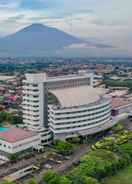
[[0, 0, 131, 57]]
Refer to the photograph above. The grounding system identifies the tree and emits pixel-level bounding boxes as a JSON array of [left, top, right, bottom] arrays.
[[60, 176, 71, 184], [120, 142, 132, 157], [25, 178, 38, 184], [43, 171, 72, 184], [82, 176, 99, 184], [112, 123, 124, 133], [43, 171, 60, 184], [0, 111, 12, 123], [9, 153, 18, 162], [0, 111, 22, 125], [69, 175, 99, 184], [0, 181, 16, 184], [54, 140, 74, 156], [11, 115, 23, 125]]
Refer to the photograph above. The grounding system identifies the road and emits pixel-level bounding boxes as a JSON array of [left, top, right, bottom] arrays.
[[54, 144, 89, 173], [35, 145, 89, 183], [0, 144, 90, 183], [122, 118, 132, 131], [20, 144, 90, 184]]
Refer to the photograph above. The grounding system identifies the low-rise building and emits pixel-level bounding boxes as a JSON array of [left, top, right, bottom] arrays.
[[0, 128, 40, 157], [112, 97, 132, 116]]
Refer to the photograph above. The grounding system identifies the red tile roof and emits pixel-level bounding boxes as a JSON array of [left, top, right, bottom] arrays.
[[0, 128, 37, 143], [112, 97, 132, 109]]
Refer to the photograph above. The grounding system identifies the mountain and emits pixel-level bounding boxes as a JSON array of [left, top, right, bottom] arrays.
[[0, 24, 112, 56], [0, 24, 82, 56]]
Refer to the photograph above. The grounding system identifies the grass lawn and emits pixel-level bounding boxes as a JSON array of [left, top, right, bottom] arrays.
[[102, 165, 132, 184]]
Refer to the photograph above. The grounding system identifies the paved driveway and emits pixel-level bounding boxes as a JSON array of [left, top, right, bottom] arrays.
[[31, 144, 90, 184]]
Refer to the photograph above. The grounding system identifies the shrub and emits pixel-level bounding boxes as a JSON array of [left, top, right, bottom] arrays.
[[68, 174, 99, 184], [8, 153, 18, 162], [54, 140, 74, 156], [0, 181, 16, 184], [43, 170, 60, 184], [43, 170, 71, 184], [93, 131, 132, 151], [112, 123, 124, 133], [25, 178, 38, 184]]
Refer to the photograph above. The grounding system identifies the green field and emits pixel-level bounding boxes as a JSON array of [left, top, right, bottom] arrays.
[[102, 165, 132, 184]]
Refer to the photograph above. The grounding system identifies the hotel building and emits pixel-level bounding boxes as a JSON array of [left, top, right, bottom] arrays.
[[49, 86, 111, 140], [22, 72, 112, 143]]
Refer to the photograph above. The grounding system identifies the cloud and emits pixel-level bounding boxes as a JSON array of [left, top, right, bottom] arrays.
[[0, 0, 131, 56], [66, 43, 95, 49], [66, 42, 114, 50], [0, 0, 21, 9], [91, 19, 119, 27]]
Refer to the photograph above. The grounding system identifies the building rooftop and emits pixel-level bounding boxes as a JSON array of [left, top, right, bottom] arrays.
[[49, 86, 106, 108], [0, 128, 37, 143], [112, 97, 132, 109], [24, 72, 93, 83], [0, 75, 15, 81], [107, 90, 128, 97]]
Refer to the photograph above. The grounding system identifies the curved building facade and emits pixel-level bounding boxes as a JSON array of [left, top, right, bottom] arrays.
[[22, 72, 94, 145], [23, 72, 113, 145], [48, 86, 112, 140]]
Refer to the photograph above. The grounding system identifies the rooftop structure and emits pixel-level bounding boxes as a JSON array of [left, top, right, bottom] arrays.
[[50, 86, 106, 108], [0, 128, 40, 155], [112, 97, 132, 109], [0, 128, 37, 143], [0, 75, 16, 81], [24, 72, 94, 86], [111, 97, 132, 116], [107, 90, 128, 97]]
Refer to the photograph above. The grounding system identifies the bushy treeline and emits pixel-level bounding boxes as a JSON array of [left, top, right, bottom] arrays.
[[0, 62, 50, 74], [67, 142, 132, 183], [43, 170, 99, 184], [43, 126, 132, 184], [0, 111, 22, 125], [0, 178, 38, 184], [66, 126, 132, 183], [104, 79, 132, 90]]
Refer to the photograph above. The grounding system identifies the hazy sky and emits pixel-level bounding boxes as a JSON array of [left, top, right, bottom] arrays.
[[0, 0, 131, 57]]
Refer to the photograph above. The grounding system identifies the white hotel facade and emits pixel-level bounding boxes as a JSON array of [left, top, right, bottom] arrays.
[[22, 71, 112, 144]]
